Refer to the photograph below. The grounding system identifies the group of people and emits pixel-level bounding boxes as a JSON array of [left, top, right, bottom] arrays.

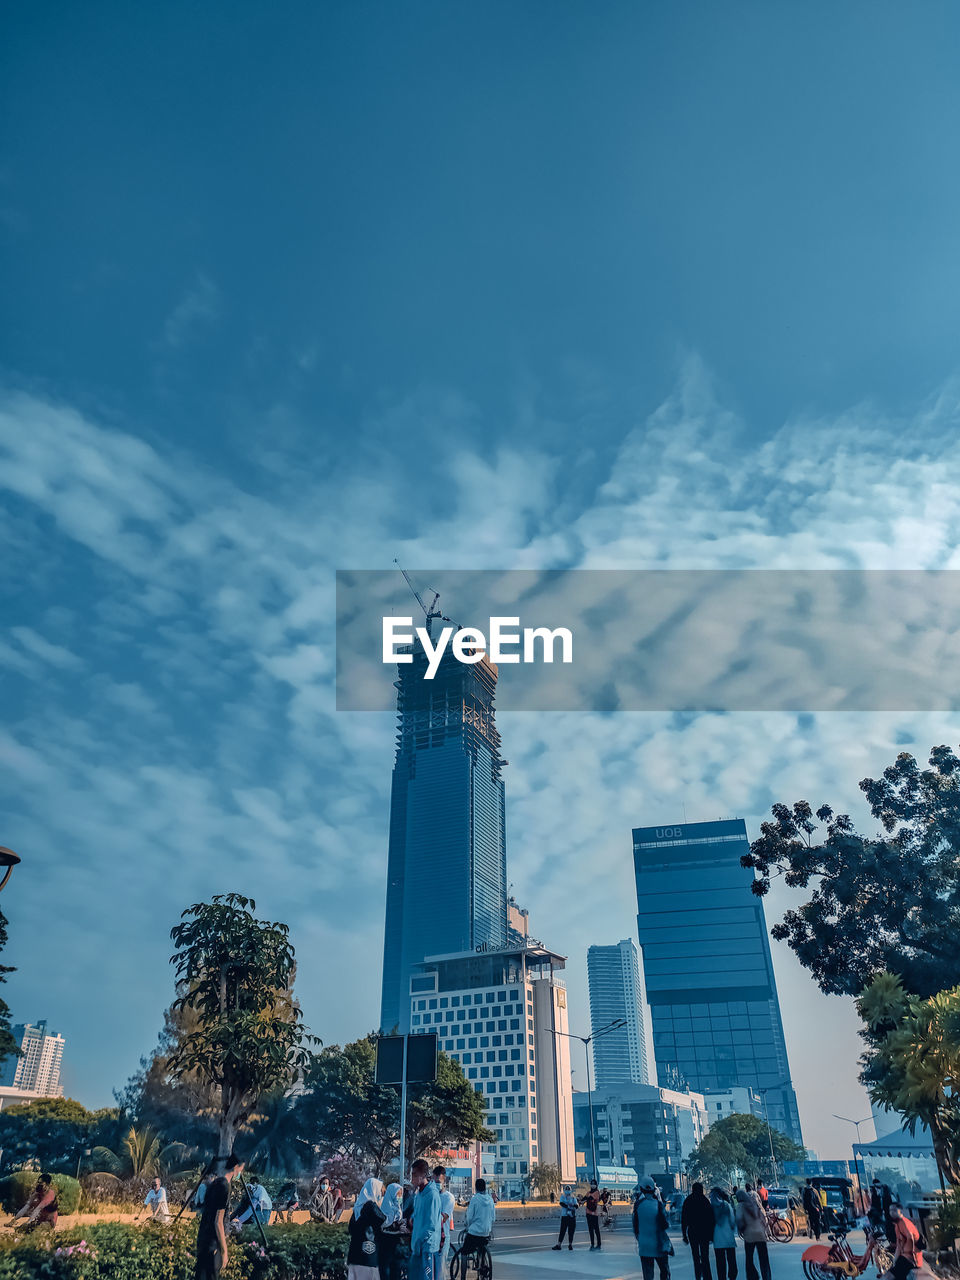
[[551, 1180, 614, 1251], [630, 1178, 776, 1280]]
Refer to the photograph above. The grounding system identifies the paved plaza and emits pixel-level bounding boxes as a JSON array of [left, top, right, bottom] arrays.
[[486, 1219, 813, 1280]]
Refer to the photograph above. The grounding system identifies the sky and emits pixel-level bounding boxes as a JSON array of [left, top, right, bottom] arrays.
[[2, 1, 960, 1157]]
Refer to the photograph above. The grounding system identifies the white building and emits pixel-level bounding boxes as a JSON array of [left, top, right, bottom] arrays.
[[573, 1082, 710, 1188], [410, 940, 577, 1193], [587, 939, 654, 1088], [0, 1021, 65, 1099], [701, 1085, 764, 1123]]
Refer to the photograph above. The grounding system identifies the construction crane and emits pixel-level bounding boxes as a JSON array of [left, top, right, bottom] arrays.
[[394, 560, 443, 635]]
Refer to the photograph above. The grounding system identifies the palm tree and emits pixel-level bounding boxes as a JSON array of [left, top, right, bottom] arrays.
[[90, 1125, 191, 1180]]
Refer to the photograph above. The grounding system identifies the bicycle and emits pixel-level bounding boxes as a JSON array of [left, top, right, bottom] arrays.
[[802, 1223, 893, 1280], [600, 1210, 617, 1230], [450, 1231, 494, 1280], [766, 1208, 795, 1242]]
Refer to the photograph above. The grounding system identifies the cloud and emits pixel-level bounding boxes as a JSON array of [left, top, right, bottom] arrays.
[[2, 364, 960, 1152], [162, 274, 221, 348]]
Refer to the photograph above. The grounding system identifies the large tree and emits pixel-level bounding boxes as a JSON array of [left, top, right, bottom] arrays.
[[0, 1098, 121, 1172], [0, 908, 20, 1068], [296, 1035, 494, 1175], [857, 972, 960, 1187], [686, 1113, 805, 1186], [167, 893, 315, 1159], [742, 745, 960, 997]]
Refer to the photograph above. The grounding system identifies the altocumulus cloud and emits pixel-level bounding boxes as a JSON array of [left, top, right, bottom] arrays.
[[1, 363, 960, 1154]]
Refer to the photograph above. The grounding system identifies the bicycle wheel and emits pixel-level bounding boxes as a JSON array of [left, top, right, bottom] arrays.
[[449, 1248, 464, 1280], [478, 1245, 493, 1280], [770, 1216, 792, 1242]]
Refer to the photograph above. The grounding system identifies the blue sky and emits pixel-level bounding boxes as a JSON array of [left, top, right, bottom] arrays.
[[3, 1, 960, 1155]]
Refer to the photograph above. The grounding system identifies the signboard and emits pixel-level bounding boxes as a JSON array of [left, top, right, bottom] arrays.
[[375, 1033, 438, 1085]]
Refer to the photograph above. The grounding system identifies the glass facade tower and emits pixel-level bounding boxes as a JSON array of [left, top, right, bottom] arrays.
[[380, 636, 509, 1034], [633, 819, 803, 1146]]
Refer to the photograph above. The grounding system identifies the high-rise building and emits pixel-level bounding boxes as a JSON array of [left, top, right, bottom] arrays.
[[409, 940, 577, 1192], [633, 819, 803, 1146], [380, 636, 509, 1034], [587, 939, 652, 1088], [0, 1020, 65, 1097]]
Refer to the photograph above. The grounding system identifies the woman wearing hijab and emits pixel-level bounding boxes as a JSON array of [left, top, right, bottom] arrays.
[[347, 1178, 386, 1280], [379, 1182, 407, 1280], [710, 1188, 738, 1280], [735, 1189, 771, 1280]]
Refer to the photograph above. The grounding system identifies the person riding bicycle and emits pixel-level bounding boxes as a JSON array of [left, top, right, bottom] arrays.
[[461, 1177, 496, 1255], [600, 1188, 612, 1216]]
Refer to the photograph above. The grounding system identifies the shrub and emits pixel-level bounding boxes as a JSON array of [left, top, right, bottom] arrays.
[[0, 1172, 81, 1215], [0, 1220, 348, 1278]]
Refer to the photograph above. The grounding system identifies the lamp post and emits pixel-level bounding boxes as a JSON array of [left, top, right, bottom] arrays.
[[554, 1018, 627, 1185], [0, 849, 21, 894], [833, 1114, 871, 1213]]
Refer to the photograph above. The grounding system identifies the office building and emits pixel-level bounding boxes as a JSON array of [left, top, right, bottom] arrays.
[[410, 939, 576, 1192], [0, 1020, 65, 1097], [587, 939, 652, 1088], [380, 636, 508, 1034], [634, 819, 803, 1146], [572, 1082, 709, 1189], [701, 1085, 764, 1123]]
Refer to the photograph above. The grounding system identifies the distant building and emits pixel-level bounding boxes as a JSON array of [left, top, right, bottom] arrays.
[[701, 1085, 764, 1123], [572, 1082, 710, 1189], [633, 819, 803, 1146], [410, 940, 577, 1193], [587, 939, 652, 1088], [0, 1021, 65, 1098]]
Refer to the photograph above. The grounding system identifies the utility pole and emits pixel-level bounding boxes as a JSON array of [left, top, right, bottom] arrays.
[[555, 1018, 627, 1185]]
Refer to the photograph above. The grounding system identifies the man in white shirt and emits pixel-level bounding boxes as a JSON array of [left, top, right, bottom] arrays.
[[434, 1165, 457, 1277], [142, 1177, 171, 1224], [463, 1178, 496, 1254], [231, 1176, 272, 1230]]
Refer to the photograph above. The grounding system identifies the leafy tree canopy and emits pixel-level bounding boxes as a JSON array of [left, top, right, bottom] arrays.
[[0, 1098, 122, 1172], [742, 746, 960, 997], [686, 1113, 805, 1186], [167, 893, 316, 1158], [0, 908, 20, 1068]]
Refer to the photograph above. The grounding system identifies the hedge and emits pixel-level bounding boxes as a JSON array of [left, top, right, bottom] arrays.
[[0, 1220, 348, 1279], [0, 1173, 82, 1215]]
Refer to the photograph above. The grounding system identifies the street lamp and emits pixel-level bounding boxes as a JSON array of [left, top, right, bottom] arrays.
[[554, 1018, 627, 1185], [0, 849, 21, 894], [834, 1114, 871, 1212], [757, 1080, 794, 1187]]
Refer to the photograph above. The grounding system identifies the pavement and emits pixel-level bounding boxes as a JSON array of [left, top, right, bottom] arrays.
[[484, 1218, 815, 1280]]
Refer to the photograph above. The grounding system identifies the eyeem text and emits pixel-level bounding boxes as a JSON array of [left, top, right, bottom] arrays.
[[382, 616, 574, 680]]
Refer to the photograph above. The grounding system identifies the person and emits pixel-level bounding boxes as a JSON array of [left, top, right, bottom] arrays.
[[196, 1153, 243, 1280], [585, 1180, 602, 1251], [434, 1165, 456, 1278], [347, 1177, 386, 1280], [681, 1182, 715, 1280], [634, 1176, 672, 1280], [710, 1187, 738, 1280], [378, 1182, 408, 1280], [232, 1175, 272, 1231], [885, 1204, 924, 1280], [879, 1183, 897, 1244], [461, 1177, 496, 1262], [311, 1176, 336, 1223], [549, 1190, 556, 1204], [13, 1173, 59, 1232], [600, 1187, 612, 1217], [552, 1186, 578, 1250], [142, 1176, 172, 1224], [756, 1182, 768, 1207], [410, 1158, 442, 1280], [275, 1179, 300, 1222], [735, 1189, 771, 1280], [802, 1180, 823, 1241], [331, 1184, 345, 1221]]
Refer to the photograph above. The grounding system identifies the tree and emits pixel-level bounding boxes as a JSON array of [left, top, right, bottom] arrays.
[[742, 746, 960, 997], [167, 894, 315, 1159], [0, 908, 20, 1068], [686, 1113, 805, 1186], [857, 972, 960, 1186], [528, 1162, 562, 1199], [90, 1125, 190, 1180], [295, 1035, 494, 1175], [0, 1098, 121, 1172]]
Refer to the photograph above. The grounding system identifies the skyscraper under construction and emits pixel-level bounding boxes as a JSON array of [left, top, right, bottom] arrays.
[[379, 634, 509, 1034]]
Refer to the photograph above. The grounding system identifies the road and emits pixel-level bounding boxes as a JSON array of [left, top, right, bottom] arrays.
[[479, 1217, 815, 1280]]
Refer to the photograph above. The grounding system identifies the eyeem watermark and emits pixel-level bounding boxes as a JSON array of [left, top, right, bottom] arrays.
[[382, 616, 574, 679]]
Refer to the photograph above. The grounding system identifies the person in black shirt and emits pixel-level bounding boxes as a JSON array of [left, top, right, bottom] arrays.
[[196, 1155, 244, 1280], [681, 1182, 715, 1280]]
